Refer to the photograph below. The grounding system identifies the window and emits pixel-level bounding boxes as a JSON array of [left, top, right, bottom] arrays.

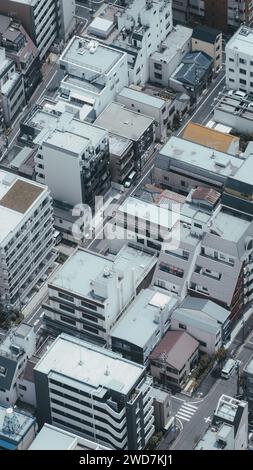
[[81, 301, 97, 311], [59, 304, 75, 314], [0, 366, 7, 377], [154, 63, 162, 71], [59, 292, 74, 303], [199, 340, 207, 347], [18, 384, 27, 391], [239, 58, 246, 65], [240, 78, 247, 85], [60, 315, 76, 325], [154, 72, 162, 80], [179, 323, 186, 330], [239, 68, 247, 75]]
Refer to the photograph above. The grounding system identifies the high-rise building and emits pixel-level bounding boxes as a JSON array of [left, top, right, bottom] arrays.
[[226, 26, 253, 95], [34, 333, 155, 450]]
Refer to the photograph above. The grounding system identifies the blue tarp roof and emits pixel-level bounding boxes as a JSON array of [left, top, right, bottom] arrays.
[[0, 438, 17, 450]]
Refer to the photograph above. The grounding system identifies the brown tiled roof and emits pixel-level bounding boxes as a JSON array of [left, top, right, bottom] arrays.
[[149, 331, 199, 371], [0, 180, 44, 214], [192, 186, 221, 206]]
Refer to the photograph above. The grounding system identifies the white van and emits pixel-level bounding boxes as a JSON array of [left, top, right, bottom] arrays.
[[124, 170, 137, 188], [221, 359, 237, 379]]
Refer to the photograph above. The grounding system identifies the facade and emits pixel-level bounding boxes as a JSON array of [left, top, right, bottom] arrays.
[[113, 0, 173, 85], [95, 102, 155, 171], [226, 26, 253, 95], [0, 15, 41, 100], [109, 134, 134, 185], [34, 334, 155, 450], [110, 288, 178, 365], [192, 25, 222, 73], [0, 0, 76, 60], [0, 170, 55, 307], [244, 357, 253, 417], [150, 388, 171, 432], [149, 25, 192, 88], [58, 36, 128, 118], [29, 423, 110, 450], [149, 330, 199, 391], [0, 47, 25, 128], [0, 324, 36, 405], [171, 297, 231, 355], [0, 405, 37, 450], [214, 91, 253, 136], [38, 118, 111, 209], [117, 86, 173, 141], [43, 244, 157, 344]]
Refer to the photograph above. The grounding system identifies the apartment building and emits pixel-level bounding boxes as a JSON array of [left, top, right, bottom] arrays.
[[0, 15, 41, 100], [0, 0, 76, 60], [244, 356, 253, 417], [0, 170, 55, 307], [226, 26, 253, 94], [109, 134, 134, 185], [214, 91, 253, 136], [113, 0, 173, 85], [117, 86, 174, 141], [43, 244, 157, 344], [95, 102, 155, 171], [192, 25, 222, 73], [34, 333, 155, 450], [0, 47, 25, 128], [149, 25, 192, 88], [37, 117, 111, 209], [0, 324, 36, 405], [58, 36, 128, 118], [110, 288, 178, 365]]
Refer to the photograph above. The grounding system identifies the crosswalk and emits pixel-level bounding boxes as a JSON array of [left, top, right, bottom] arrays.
[[175, 402, 198, 423]]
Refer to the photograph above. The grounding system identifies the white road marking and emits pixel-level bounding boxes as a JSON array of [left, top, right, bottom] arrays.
[[180, 406, 196, 416], [176, 413, 190, 422], [183, 403, 198, 410], [204, 416, 212, 423], [34, 319, 39, 326]]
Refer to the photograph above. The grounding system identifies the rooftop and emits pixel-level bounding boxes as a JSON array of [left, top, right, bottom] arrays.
[[226, 26, 253, 56], [109, 133, 132, 157], [118, 87, 166, 109], [181, 297, 230, 323], [110, 289, 178, 348], [245, 356, 253, 375], [29, 424, 110, 450], [0, 405, 36, 447], [158, 136, 243, 178], [211, 209, 251, 242], [43, 129, 89, 155], [0, 170, 46, 244], [192, 25, 222, 44], [60, 36, 124, 75], [172, 51, 213, 87], [95, 102, 154, 141], [149, 330, 199, 371], [183, 122, 239, 154], [215, 395, 247, 422], [195, 423, 233, 450], [151, 25, 192, 63], [34, 334, 145, 395]]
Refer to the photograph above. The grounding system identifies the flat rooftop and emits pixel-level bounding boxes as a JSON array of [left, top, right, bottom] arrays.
[[44, 129, 89, 154], [195, 424, 233, 450], [50, 244, 156, 301], [111, 289, 178, 348], [109, 134, 132, 156], [226, 26, 253, 56], [0, 170, 46, 244], [34, 334, 145, 395], [0, 405, 35, 445], [151, 25, 192, 63], [118, 87, 166, 109], [60, 36, 123, 75], [95, 102, 154, 141], [183, 122, 239, 154], [211, 209, 251, 242], [158, 136, 243, 177]]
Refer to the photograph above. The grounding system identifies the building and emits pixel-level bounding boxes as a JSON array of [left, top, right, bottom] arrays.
[[171, 296, 231, 355], [43, 244, 157, 344], [0, 15, 41, 100], [196, 395, 248, 450], [244, 356, 253, 417], [29, 423, 110, 450], [0, 0, 76, 60], [226, 26, 253, 95], [38, 117, 111, 209], [169, 51, 213, 103], [34, 333, 155, 450], [110, 288, 178, 365], [150, 388, 171, 432], [0, 47, 25, 128], [95, 102, 155, 171], [183, 122, 240, 155], [117, 86, 173, 141], [108, 134, 134, 185], [0, 405, 37, 450], [0, 170, 55, 307], [0, 324, 36, 405], [149, 330, 199, 391], [192, 25, 222, 73], [113, 0, 173, 85], [214, 91, 253, 136], [149, 25, 192, 88], [58, 36, 128, 118]]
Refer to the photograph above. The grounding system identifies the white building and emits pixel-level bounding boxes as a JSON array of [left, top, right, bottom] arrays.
[[0, 405, 37, 450], [43, 244, 157, 344], [0, 0, 76, 60], [149, 25, 192, 88], [0, 48, 25, 128], [58, 36, 128, 118], [226, 26, 253, 94], [34, 333, 155, 450], [113, 0, 173, 85], [0, 170, 56, 307]]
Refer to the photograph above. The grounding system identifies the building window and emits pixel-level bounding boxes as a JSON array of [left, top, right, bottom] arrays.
[[179, 323, 186, 330], [60, 315, 76, 325], [239, 69, 247, 75], [59, 304, 75, 314], [0, 366, 7, 377], [239, 79, 247, 85], [81, 301, 97, 311], [239, 58, 246, 65], [18, 384, 27, 391], [154, 63, 162, 71], [154, 72, 162, 80], [59, 292, 74, 303]]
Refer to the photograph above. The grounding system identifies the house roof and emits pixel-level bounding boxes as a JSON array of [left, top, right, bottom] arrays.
[[149, 330, 199, 371], [191, 187, 221, 206], [183, 122, 239, 153], [192, 25, 221, 44]]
